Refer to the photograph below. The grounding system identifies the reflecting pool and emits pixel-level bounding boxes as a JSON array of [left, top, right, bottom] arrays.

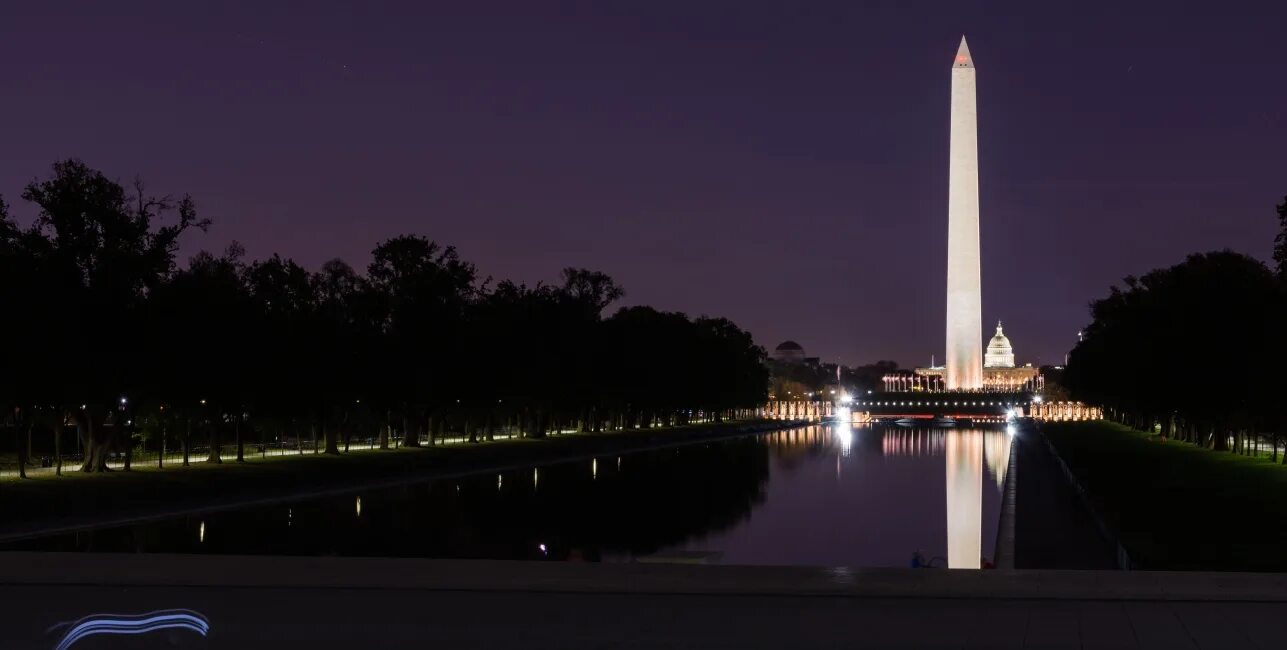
[[5, 424, 1013, 569]]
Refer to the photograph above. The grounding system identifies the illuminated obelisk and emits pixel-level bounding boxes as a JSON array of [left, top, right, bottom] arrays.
[[945, 36, 983, 390]]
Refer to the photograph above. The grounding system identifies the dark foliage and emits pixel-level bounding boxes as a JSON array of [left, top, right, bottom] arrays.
[[0, 160, 769, 472], [1065, 250, 1287, 449], [1274, 195, 1287, 283]]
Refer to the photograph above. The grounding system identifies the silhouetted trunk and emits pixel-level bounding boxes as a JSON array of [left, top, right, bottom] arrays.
[[23, 421, 32, 477], [206, 421, 222, 464], [75, 417, 87, 472], [235, 418, 245, 462], [1212, 428, 1228, 451], [530, 410, 546, 439], [311, 423, 318, 454], [183, 419, 191, 466], [77, 416, 95, 472], [158, 424, 165, 469], [123, 421, 132, 471], [379, 412, 390, 450], [485, 412, 495, 441], [406, 417, 422, 447], [18, 422, 29, 479], [80, 413, 111, 473], [54, 411, 62, 473], [324, 421, 339, 455], [401, 411, 419, 447]]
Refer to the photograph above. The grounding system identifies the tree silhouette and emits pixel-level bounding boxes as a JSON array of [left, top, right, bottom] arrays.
[[0, 160, 771, 475], [1065, 251, 1286, 450], [15, 160, 208, 471], [1274, 195, 1287, 283]]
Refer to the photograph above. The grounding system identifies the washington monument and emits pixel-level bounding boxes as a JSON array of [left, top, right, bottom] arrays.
[[945, 36, 983, 390]]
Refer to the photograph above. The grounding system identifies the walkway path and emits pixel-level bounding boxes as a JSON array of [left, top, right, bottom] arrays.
[[1014, 424, 1120, 570], [4, 553, 1286, 648]]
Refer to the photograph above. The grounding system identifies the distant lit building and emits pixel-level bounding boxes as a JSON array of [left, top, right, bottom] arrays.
[[773, 340, 807, 364], [910, 320, 1042, 391], [984, 321, 1015, 368]]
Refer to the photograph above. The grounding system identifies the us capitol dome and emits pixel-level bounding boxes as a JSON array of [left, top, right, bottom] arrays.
[[911, 319, 1043, 392], [984, 321, 1015, 368]]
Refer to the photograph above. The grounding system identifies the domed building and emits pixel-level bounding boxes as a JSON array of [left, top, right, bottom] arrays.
[[912, 319, 1043, 391], [773, 340, 807, 364], [984, 322, 1015, 368]]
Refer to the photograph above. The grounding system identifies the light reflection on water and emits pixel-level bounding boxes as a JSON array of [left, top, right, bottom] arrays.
[[7, 424, 1012, 569], [655, 424, 1011, 569], [946, 430, 982, 568]]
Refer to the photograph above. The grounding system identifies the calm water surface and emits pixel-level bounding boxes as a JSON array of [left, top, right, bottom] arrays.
[[8, 423, 1013, 569]]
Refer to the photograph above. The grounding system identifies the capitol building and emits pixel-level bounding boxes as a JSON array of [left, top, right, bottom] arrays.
[[984, 321, 1015, 368], [912, 321, 1042, 392]]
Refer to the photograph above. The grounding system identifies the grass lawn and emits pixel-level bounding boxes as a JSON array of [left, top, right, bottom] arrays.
[[0, 419, 782, 539], [1043, 420, 1287, 571]]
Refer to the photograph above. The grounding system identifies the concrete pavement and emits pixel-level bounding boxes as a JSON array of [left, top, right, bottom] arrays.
[[4, 553, 1287, 648]]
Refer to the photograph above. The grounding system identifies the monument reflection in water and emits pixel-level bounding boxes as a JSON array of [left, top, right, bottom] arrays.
[[654, 422, 1012, 569], [944, 428, 1014, 569], [857, 420, 1012, 570]]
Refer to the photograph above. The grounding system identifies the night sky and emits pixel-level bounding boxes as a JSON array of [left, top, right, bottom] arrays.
[[2, 1, 1284, 368]]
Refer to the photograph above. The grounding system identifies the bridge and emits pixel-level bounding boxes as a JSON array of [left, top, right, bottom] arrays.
[[856, 391, 1035, 423]]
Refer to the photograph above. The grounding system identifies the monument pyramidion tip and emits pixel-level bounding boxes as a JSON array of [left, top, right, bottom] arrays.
[[955, 36, 973, 68]]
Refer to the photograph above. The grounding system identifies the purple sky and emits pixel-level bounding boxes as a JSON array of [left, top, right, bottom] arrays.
[[2, 1, 1284, 368]]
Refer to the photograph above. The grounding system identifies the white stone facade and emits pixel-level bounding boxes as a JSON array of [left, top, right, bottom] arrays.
[[945, 36, 983, 390], [984, 321, 1015, 368]]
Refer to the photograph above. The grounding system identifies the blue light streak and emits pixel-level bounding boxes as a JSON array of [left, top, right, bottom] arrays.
[[50, 609, 210, 650]]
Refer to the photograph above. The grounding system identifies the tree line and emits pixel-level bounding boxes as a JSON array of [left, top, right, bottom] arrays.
[[768, 359, 900, 402], [1065, 196, 1287, 458], [0, 160, 769, 475]]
